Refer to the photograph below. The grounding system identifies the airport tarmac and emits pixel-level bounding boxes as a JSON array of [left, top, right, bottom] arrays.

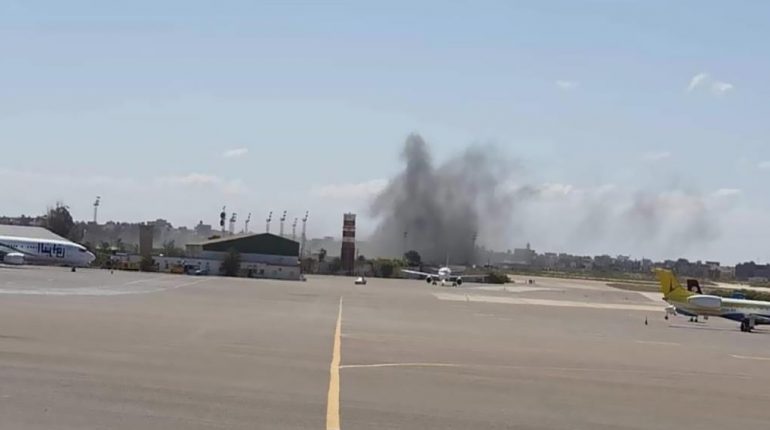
[[1, 267, 770, 429]]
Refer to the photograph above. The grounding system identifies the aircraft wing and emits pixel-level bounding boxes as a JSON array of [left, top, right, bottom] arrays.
[[401, 269, 436, 277], [749, 314, 770, 325], [451, 274, 487, 281]]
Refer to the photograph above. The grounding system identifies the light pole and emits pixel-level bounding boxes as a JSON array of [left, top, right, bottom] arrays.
[[93, 196, 100, 224], [279, 211, 287, 237], [265, 211, 273, 234], [300, 211, 309, 258], [229, 213, 237, 235], [244, 212, 251, 233]]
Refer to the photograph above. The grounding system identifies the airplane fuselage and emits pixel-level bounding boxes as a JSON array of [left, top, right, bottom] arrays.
[[426, 267, 451, 285], [402, 265, 481, 286], [666, 295, 770, 327], [0, 235, 96, 267]]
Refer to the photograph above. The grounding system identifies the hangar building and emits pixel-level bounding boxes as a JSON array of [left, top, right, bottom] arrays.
[[0, 225, 67, 241], [157, 233, 301, 280]]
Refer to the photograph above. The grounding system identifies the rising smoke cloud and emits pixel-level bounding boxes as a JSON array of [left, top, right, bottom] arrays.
[[367, 134, 724, 263], [368, 134, 516, 264]]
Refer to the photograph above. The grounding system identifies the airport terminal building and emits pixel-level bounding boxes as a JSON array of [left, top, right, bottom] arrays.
[[155, 233, 301, 280]]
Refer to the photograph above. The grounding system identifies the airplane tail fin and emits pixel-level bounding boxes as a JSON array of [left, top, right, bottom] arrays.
[[654, 269, 694, 301]]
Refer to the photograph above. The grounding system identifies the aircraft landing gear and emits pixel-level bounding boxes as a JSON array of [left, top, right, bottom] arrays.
[[740, 319, 754, 333]]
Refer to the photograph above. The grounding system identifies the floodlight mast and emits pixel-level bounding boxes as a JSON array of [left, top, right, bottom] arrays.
[[244, 212, 251, 233], [300, 211, 309, 257], [279, 210, 287, 237], [93, 196, 101, 224]]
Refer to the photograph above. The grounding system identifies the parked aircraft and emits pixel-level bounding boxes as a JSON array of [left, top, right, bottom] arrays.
[[656, 269, 770, 332], [0, 235, 95, 267]]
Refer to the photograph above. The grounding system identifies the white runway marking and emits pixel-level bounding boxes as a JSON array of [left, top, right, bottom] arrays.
[[731, 355, 770, 361], [470, 286, 558, 293], [635, 340, 680, 346], [0, 278, 208, 296], [123, 276, 168, 286], [435, 292, 664, 312], [637, 292, 666, 303], [344, 362, 754, 379], [341, 363, 460, 370]]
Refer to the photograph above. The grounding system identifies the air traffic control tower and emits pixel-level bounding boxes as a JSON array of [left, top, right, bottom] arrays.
[[341, 213, 356, 275]]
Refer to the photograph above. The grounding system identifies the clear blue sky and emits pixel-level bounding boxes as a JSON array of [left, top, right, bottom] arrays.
[[2, 1, 770, 263]]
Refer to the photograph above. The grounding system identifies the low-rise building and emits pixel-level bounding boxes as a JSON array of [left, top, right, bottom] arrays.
[[184, 233, 300, 280]]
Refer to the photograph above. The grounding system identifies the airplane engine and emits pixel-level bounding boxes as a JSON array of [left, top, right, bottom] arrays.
[[426, 276, 433, 284], [687, 295, 722, 309], [3, 252, 24, 265], [455, 277, 463, 286]]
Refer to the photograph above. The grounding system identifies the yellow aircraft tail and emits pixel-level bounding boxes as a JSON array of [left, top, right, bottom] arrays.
[[655, 269, 694, 301]]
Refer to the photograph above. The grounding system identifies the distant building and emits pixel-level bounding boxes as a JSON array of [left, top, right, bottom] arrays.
[[706, 261, 721, 279], [719, 266, 736, 280], [194, 221, 213, 238], [0, 216, 46, 227], [511, 243, 535, 265], [184, 233, 300, 280], [640, 259, 653, 272], [539, 252, 558, 269], [735, 262, 770, 282], [593, 255, 613, 270]]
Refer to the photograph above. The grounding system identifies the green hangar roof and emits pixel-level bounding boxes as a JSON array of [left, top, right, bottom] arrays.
[[193, 233, 299, 257]]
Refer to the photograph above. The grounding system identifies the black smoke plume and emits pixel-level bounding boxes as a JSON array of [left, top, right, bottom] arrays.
[[367, 134, 723, 263], [368, 134, 515, 264]]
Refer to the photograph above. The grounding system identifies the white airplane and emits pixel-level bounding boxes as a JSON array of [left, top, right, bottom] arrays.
[[0, 235, 96, 267], [657, 269, 770, 333], [401, 265, 484, 286]]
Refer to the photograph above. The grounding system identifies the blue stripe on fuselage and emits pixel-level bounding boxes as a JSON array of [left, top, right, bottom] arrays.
[[720, 313, 747, 322], [720, 313, 770, 324]]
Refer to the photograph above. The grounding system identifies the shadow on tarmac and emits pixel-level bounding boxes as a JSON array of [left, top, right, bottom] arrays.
[[668, 323, 770, 335]]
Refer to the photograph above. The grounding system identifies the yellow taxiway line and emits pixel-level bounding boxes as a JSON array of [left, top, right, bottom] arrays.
[[340, 363, 460, 369], [326, 297, 343, 430]]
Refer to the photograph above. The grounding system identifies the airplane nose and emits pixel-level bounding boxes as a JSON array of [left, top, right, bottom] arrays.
[[87, 251, 96, 264]]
